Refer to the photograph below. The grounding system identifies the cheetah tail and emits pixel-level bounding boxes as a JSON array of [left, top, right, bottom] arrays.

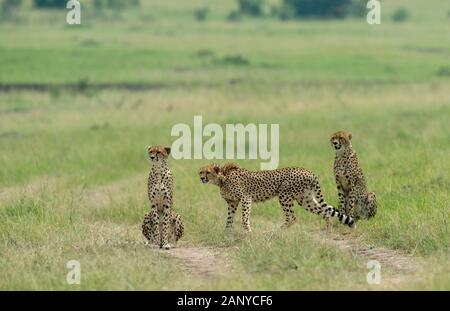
[[330, 208, 356, 228]]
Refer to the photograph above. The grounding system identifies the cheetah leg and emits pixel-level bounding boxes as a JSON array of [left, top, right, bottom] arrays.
[[279, 195, 296, 228], [301, 190, 330, 231], [142, 212, 155, 246], [149, 207, 160, 246], [161, 205, 171, 250], [365, 192, 377, 219], [173, 214, 184, 242], [241, 198, 252, 232], [336, 182, 347, 212], [308, 181, 355, 230], [348, 189, 356, 219], [169, 213, 184, 247], [225, 199, 238, 236]]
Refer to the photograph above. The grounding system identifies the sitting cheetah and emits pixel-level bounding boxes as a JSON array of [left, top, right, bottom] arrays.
[[199, 163, 355, 233], [142, 145, 183, 249], [331, 131, 377, 220], [142, 210, 184, 247]]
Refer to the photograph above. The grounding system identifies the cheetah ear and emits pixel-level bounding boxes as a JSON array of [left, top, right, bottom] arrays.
[[348, 132, 352, 140], [164, 146, 171, 155], [213, 164, 221, 174]]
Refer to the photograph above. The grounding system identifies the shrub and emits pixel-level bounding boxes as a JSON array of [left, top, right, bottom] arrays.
[[280, 0, 356, 19], [194, 7, 209, 21], [218, 54, 250, 66], [346, 0, 367, 18], [93, 0, 139, 11], [33, 0, 66, 9], [436, 66, 450, 77], [237, 0, 264, 16], [227, 10, 242, 22], [391, 8, 409, 23], [1, 0, 23, 17]]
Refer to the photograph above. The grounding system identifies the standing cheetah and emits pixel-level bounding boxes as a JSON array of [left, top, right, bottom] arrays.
[[142, 145, 183, 249], [331, 131, 377, 220], [199, 163, 355, 234]]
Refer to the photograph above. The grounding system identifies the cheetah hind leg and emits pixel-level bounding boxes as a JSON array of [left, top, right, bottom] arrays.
[[366, 192, 377, 219], [279, 196, 297, 229], [142, 212, 154, 247], [142, 211, 160, 248], [169, 213, 184, 247]]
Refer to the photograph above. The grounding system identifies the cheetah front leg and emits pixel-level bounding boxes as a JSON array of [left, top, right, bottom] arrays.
[[160, 205, 172, 250], [148, 206, 161, 247], [241, 198, 252, 233], [336, 181, 348, 213], [347, 188, 356, 219], [225, 199, 238, 236]]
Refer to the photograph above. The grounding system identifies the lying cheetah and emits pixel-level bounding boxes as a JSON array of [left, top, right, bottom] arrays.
[[142, 145, 183, 249], [331, 131, 377, 220], [199, 163, 355, 233]]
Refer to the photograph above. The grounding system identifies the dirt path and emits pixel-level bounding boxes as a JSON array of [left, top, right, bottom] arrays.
[[157, 244, 233, 278], [307, 228, 421, 286]]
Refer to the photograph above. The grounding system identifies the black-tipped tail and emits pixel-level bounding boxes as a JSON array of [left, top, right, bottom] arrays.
[[331, 209, 355, 228]]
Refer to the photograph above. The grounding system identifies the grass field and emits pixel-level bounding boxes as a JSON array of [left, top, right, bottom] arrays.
[[0, 0, 449, 290]]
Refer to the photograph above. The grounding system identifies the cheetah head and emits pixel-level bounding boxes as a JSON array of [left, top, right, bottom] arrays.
[[330, 131, 352, 152], [147, 145, 171, 164], [198, 164, 222, 185]]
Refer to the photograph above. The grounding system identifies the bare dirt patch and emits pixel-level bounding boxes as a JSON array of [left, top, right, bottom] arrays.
[[157, 244, 233, 278], [309, 228, 422, 286]]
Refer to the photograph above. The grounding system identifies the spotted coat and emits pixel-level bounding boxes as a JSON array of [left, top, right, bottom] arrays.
[[331, 131, 377, 220], [199, 163, 355, 233], [142, 145, 183, 249]]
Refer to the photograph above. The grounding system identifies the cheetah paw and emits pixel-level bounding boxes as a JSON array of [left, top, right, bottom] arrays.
[[162, 243, 172, 250]]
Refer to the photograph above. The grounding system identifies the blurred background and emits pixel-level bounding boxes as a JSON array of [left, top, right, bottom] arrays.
[[1, 0, 449, 86]]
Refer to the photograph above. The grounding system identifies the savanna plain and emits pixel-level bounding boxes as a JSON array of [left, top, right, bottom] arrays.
[[0, 0, 449, 290]]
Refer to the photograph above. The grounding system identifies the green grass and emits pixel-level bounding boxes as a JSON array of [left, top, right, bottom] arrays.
[[0, 0, 449, 290]]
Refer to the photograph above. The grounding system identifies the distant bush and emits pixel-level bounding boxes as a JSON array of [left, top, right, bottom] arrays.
[[391, 8, 409, 23], [194, 7, 209, 21], [436, 66, 450, 77], [237, 0, 264, 16], [227, 10, 242, 22], [346, 0, 367, 17], [1, 0, 23, 18], [33, 0, 66, 9], [93, 0, 140, 11], [217, 54, 250, 66], [279, 0, 363, 19], [196, 49, 215, 59]]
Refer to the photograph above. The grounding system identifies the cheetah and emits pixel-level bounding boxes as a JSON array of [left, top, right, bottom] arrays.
[[199, 163, 355, 234], [142, 210, 184, 248], [331, 131, 377, 220], [142, 145, 183, 249]]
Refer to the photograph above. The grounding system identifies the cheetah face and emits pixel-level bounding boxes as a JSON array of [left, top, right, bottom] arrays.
[[331, 131, 352, 151], [148, 145, 171, 163], [199, 164, 221, 184]]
